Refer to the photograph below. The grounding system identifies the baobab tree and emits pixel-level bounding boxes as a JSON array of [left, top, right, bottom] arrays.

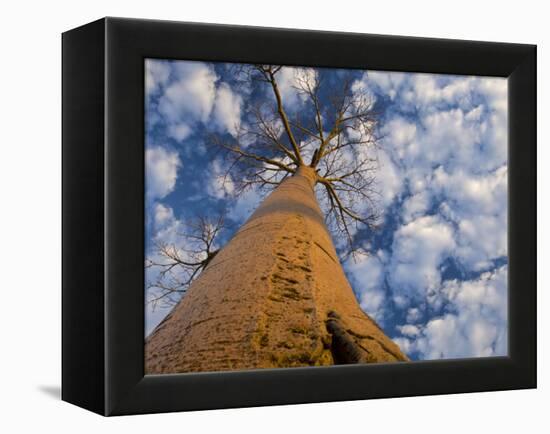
[[145, 65, 408, 373]]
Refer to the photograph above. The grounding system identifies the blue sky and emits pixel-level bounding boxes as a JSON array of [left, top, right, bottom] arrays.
[[145, 59, 508, 361]]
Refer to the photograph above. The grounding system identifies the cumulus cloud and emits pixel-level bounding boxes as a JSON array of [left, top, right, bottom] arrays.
[[397, 324, 420, 337], [167, 123, 192, 141], [389, 215, 456, 307], [433, 166, 507, 215], [275, 67, 318, 109], [213, 82, 242, 137], [396, 266, 508, 359], [364, 70, 407, 101], [433, 165, 508, 270], [358, 71, 507, 171], [351, 70, 508, 360], [153, 203, 175, 228], [382, 117, 417, 160], [159, 61, 218, 123], [363, 71, 505, 116], [455, 215, 507, 271], [401, 190, 431, 223], [206, 158, 235, 199], [154, 61, 218, 143], [145, 146, 181, 201], [145, 59, 171, 96], [376, 149, 404, 208], [147, 59, 245, 141], [406, 307, 422, 323], [345, 251, 387, 324]]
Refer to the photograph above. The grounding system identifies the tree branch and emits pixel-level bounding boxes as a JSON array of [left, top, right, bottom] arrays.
[[263, 67, 304, 165]]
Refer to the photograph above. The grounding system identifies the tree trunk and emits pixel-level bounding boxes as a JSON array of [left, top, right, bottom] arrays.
[[145, 166, 408, 373]]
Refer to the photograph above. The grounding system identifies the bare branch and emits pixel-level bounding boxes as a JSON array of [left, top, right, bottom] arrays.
[[146, 214, 226, 308], [209, 66, 382, 256], [260, 66, 304, 165], [215, 138, 295, 174]]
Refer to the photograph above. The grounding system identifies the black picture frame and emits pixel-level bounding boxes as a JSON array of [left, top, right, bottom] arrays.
[[62, 17, 536, 416]]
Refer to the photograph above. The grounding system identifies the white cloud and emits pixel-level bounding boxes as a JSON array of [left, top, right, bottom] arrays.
[[359, 71, 507, 169], [380, 108, 480, 173], [433, 166, 507, 215], [383, 117, 417, 154], [213, 82, 242, 137], [410, 74, 475, 108], [152, 214, 184, 247], [406, 307, 422, 323], [167, 123, 192, 141], [478, 77, 508, 114], [207, 158, 235, 199], [421, 108, 479, 165], [356, 71, 510, 361], [396, 266, 508, 359], [389, 215, 455, 305], [402, 190, 431, 223], [156, 61, 219, 142], [145, 146, 181, 201], [397, 324, 420, 337], [363, 72, 504, 118], [364, 71, 407, 100], [393, 337, 414, 355], [145, 59, 171, 96], [455, 215, 507, 271], [376, 149, 403, 208], [357, 72, 507, 173], [345, 251, 387, 324], [159, 61, 218, 123], [153, 203, 174, 228], [433, 165, 507, 270], [149, 60, 244, 141], [276, 67, 318, 109]]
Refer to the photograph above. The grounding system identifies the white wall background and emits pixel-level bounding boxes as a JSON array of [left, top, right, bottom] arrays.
[[0, 0, 546, 431]]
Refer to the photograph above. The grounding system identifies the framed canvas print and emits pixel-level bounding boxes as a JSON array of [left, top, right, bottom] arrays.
[[62, 17, 536, 416]]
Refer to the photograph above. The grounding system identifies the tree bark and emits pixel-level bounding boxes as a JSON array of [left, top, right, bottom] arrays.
[[145, 166, 407, 373]]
